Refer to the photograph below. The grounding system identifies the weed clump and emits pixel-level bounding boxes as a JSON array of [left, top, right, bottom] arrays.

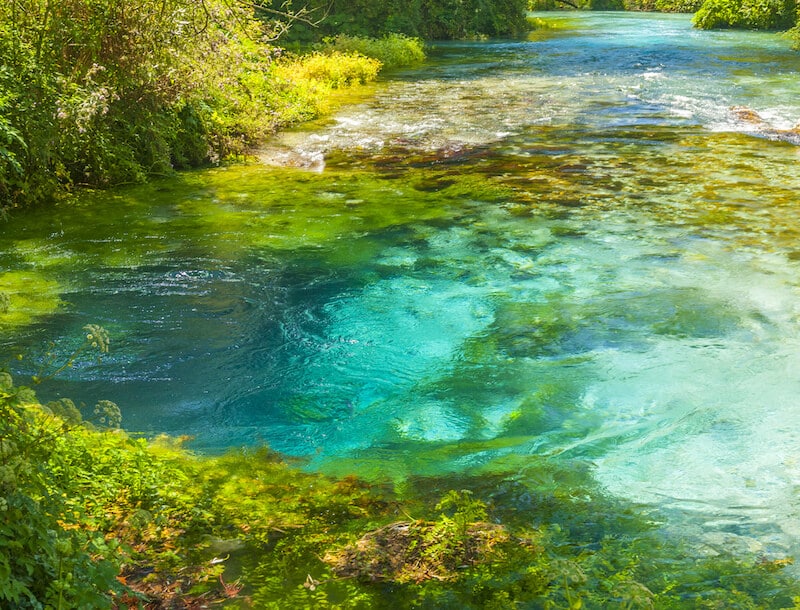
[[326, 490, 521, 583]]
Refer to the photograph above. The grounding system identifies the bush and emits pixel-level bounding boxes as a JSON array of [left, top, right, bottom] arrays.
[[693, 0, 797, 29], [0, 0, 405, 210], [321, 34, 426, 69], [277, 51, 382, 88], [0, 373, 123, 608], [0, 0, 235, 207]]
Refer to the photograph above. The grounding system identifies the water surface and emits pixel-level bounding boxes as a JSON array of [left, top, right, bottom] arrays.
[[3, 12, 800, 562]]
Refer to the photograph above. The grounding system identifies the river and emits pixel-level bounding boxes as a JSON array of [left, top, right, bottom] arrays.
[[3, 12, 800, 566]]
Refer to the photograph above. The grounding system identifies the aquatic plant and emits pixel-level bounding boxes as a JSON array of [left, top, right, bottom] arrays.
[[325, 490, 511, 584], [30, 324, 110, 385], [0, 271, 63, 329], [2, 357, 800, 608]]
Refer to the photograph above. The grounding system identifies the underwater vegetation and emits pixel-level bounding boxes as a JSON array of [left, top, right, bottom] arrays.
[[3, 118, 800, 607], [2, 355, 800, 608]]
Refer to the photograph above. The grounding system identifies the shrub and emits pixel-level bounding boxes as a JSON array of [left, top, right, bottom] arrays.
[[277, 51, 382, 88], [791, 24, 800, 47], [0, 373, 124, 608], [321, 34, 426, 69], [0, 0, 398, 209], [694, 0, 797, 29]]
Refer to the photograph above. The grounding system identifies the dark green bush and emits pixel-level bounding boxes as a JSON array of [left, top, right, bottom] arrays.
[[267, 0, 530, 43]]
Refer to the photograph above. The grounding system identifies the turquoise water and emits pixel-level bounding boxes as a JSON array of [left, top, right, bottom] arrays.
[[4, 13, 800, 561]]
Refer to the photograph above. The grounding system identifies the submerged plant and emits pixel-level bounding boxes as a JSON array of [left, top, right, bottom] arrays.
[[31, 323, 110, 385], [0, 271, 63, 329], [325, 490, 515, 585]]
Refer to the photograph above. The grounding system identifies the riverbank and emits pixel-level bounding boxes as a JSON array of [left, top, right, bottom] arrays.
[[0, 1, 427, 212], [0, 0, 538, 213], [4, 371, 800, 608]]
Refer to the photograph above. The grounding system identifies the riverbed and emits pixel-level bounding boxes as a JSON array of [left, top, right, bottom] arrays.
[[3, 11, 800, 567]]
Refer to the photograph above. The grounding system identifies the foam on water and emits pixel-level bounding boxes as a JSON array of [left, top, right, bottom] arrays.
[[258, 13, 800, 166]]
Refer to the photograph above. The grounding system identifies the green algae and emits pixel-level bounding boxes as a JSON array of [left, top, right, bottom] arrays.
[[176, 165, 468, 253], [0, 271, 64, 329]]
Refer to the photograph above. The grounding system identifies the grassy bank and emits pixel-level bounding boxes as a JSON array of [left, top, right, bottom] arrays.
[[0, 0, 424, 211]]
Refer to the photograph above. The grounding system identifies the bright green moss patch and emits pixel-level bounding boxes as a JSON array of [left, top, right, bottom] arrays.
[[0, 271, 63, 329]]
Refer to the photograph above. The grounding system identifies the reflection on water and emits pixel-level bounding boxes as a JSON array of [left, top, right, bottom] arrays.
[[3, 12, 800, 562]]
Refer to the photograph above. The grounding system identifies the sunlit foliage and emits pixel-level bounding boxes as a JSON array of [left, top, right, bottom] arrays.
[[320, 33, 427, 69], [3, 357, 800, 607], [693, 0, 797, 29], [0, 0, 407, 210]]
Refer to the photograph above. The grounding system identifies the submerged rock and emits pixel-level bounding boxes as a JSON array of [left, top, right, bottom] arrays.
[[729, 106, 800, 144], [324, 519, 512, 583]]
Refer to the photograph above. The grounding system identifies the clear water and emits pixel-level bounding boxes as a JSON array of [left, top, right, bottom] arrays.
[[4, 12, 800, 560]]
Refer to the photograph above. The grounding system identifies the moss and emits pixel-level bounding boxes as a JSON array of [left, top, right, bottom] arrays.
[[0, 271, 63, 329], [325, 520, 515, 583]]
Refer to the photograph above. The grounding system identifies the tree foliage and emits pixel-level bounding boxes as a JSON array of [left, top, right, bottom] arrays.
[[267, 0, 531, 43], [693, 0, 797, 29], [0, 0, 410, 210]]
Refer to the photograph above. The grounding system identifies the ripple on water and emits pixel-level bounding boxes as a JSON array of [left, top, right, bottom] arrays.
[[5, 11, 800, 566]]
